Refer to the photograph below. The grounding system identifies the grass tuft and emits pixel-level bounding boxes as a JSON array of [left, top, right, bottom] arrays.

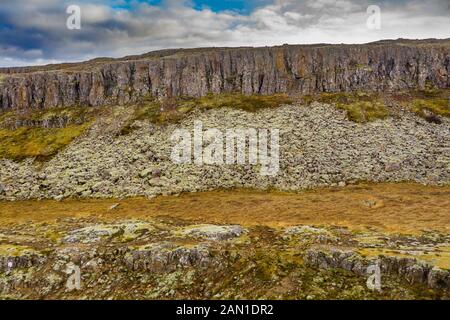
[[301, 92, 389, 123], [178, 93, 293, 113]]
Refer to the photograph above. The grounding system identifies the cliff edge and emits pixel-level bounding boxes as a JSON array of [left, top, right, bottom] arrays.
[[0, 39, 448, 111]]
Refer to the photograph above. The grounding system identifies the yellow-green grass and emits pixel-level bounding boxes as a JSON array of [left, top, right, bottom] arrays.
[[0, 123, 91, 160], [0, 106, 93, 127], [175, 93, 293, 113], [358, 247, 450, 270], [336, 100, 389, 123], [121, 93, 293, 133], [409, 88, 450, 119], [0, 107, 97, 160], [301, 92, 389, 123], [0, 244, 37, 257], [411, 98, 449, 117], [392, 88, 449, 120], [301, 89, 449, 123]]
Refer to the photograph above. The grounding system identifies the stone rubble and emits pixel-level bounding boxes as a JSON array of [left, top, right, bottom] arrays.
[[0, 103, 448, 201]]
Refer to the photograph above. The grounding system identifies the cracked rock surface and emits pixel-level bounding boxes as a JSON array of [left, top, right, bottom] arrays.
[[0, 215, 448, 299]]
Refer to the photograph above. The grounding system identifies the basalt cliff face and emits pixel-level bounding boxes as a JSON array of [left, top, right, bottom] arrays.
[[0, 39, 449, 111]]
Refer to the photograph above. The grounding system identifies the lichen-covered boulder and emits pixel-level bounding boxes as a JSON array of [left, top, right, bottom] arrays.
[[179, 224, 247, 241], [304, 248, 450, 290], [62, 221, 154, 244], [0, 245, 47, 272], [124, 242, 213, 272]]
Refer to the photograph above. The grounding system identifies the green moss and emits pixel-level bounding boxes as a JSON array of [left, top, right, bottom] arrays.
[[411, 98, 450, 118], [302, 92, 389, 123], [0, 106, 98, 160], [0, 111, 13, 124], [0, 74, 5, 85], [44, 231, 63, 243], [392, 88, 449, 121], [0, 244, 37, 257], [120, 93, 293, 134], [180, 93, 293, 113], [252, 249, 283, 283], [302, 89, 450, 123], [337, 100, 389, 122], [359, 247, 450, 270], [0, 106, 93, 127], [0, 123, 91, 160], [354, 64, 373, 72]]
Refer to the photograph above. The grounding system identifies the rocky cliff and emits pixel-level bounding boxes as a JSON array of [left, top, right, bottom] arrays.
[[0, 39, 449, 111]]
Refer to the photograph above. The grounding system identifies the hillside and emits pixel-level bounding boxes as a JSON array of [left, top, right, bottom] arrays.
[[0, 40, 449, 300]]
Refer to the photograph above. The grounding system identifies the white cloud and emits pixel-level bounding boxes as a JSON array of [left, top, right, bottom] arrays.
[[0, 0, 449, 67]]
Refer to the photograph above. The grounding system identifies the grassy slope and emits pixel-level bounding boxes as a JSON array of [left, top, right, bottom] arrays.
[[0, 107, 95, 160], [0, 124, 90, 160], [130, 89, 449, 126], [301, 88, 450, 123]]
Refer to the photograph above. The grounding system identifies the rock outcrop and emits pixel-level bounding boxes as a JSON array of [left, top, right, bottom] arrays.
[[0, 245, 47, 272], [1, 218, 449, 299], [124, 242, 214, 272], [304, 248, 450, 290], [0, 39, 449, 111]]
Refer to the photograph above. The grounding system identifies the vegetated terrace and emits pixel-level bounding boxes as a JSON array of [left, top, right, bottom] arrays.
[[0, 88, 448, 160]]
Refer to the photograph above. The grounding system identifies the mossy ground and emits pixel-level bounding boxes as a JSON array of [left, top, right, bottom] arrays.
[[0, 184, 448, 299], [0, 124, 91, 160], [301, 88, 449, 123], [0, 107, 96, 160], [409, 89, 450, 120], [0, 244, 36, 257], [0, 106, 92, 126], [0, 209, 447, 300], [125, 89, 448, 128], [301, 91, 389, 122], [120, 93, 293, 133], [175, 93, 293, 113], [358, 247, 450, 270]]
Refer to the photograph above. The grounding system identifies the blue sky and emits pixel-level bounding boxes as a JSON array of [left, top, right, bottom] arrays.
[[0, 0, 449, 67], [111, 0, 270, 13]]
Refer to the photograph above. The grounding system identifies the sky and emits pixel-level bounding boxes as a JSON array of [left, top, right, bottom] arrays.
[[0, 0, 449, 67]]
